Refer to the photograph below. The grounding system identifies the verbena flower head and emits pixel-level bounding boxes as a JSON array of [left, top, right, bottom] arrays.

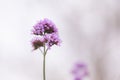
[[31, 18, 61, 50], [72, 62, 88, 80], [42, 18, 58, 34], [31, 38, 45, 50], [32, 21, 44, 35], [32, 18, 58, 35], [44, 33, 61, 49]]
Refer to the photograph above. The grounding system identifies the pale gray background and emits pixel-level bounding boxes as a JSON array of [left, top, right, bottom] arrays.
[[0, 0, 120, 80]]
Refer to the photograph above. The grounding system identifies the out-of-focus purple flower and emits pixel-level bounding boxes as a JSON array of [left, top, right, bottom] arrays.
[[72, 62, 88, 80], [75, 77, 81, 80], [31, 38, 45, 50], [32, 18, 58, 35], [76, 63, 86, 68], [44, 33, 61, 49]]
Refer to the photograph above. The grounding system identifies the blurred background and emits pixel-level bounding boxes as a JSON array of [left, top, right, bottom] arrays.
[[0, 0, 120, 80]]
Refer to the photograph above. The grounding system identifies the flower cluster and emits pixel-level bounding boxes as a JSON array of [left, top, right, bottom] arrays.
[[31, 18, 61, 50], [72, 62, 88, 80], [44, 33, 61, 49], [31, 38, 44, 50], [32, 18, 58, 35]]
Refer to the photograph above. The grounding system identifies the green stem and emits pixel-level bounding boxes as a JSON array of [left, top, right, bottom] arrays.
[[43, 44, 46, 80], [43, 54, 46, 80]]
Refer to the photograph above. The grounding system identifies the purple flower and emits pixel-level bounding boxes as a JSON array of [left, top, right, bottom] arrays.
[[31, 38, 45, 50], [31, 18, 61, 50], [31, 18, 61, 80], [32, 18, 58, 35], [75, 77, 81, 80], [32, 21, 44, 35], [72, 62, 88, 80], [42, 18, 58, 34], [44, 33, 61, 49]]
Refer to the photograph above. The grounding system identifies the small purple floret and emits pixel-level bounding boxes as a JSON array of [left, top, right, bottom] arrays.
[[32, 18, 58, 35], [31, 38, 45, 50], [44, 33, 61, 49], [72, 62, 88, 80]]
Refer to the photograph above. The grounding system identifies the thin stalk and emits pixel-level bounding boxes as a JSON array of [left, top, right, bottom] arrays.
[[43, 44, 46, 80], [43, 54, 46, 80]]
